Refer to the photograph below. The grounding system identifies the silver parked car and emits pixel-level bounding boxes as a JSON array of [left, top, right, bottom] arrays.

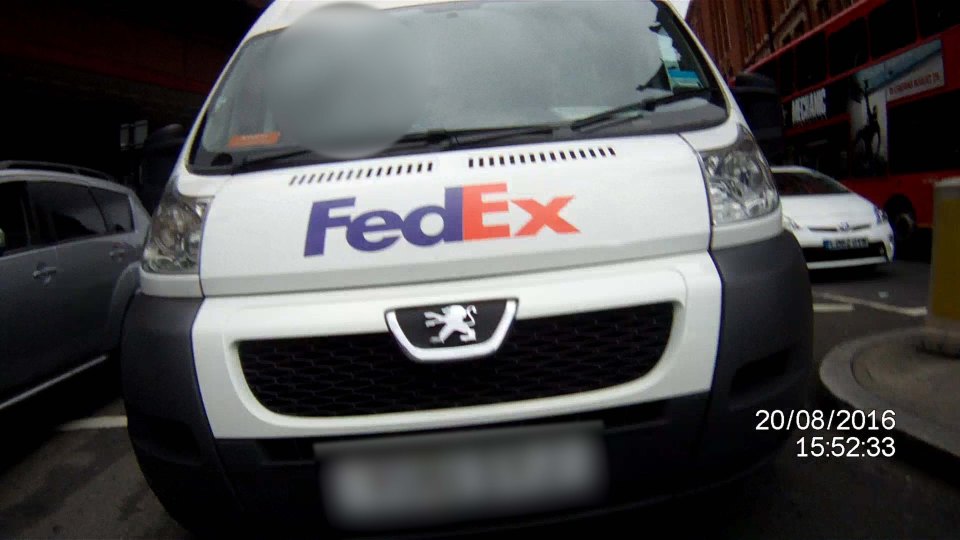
[[0, 161, 149, 409]]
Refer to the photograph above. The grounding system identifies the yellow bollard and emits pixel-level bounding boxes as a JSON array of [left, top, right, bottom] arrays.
[[922, 178, 960, 357]]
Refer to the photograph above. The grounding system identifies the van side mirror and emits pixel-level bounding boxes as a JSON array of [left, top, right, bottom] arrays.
[[140, 124, 187, 214], [0, 227, 6, 256], [731, 73, 784, 162]]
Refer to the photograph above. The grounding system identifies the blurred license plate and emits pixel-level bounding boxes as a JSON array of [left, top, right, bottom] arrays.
[[320, 426, 605, 529], [824, 238, 868, 250]]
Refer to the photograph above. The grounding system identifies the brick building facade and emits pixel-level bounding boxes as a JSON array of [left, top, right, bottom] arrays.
[[686, 0, 859, 77], [0, 0, 264, 182]]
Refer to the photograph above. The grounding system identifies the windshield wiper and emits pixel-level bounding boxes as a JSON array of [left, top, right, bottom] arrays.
[[570, 87, 719, 131], [394, 125, 558, 150], [224, 148, 323, 173], [455, 125, 558, 148], [220, 125, 559, 173]]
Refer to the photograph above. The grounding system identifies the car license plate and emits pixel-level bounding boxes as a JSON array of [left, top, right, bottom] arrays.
[[824, 238, 869, 250], [320, 426, 606, 529]]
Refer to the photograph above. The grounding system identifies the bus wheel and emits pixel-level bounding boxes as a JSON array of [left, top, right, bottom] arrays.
[[885, 199, 915, 257]]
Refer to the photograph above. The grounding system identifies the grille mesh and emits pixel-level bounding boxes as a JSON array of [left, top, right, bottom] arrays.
[[238, 303, 673, 417]]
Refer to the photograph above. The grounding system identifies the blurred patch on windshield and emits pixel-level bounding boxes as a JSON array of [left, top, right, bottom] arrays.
[[266, 3, 427, 160]]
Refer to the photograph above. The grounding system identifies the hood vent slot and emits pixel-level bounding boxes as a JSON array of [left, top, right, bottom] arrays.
[[468, 145, 617, 169], [289, 161, 434, 186]]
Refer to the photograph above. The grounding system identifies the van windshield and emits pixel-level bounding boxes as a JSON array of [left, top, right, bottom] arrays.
[[191, 0, 723, 171]]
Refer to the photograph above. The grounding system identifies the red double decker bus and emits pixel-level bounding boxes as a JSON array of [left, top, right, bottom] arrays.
[[747, 0, 959, 250]]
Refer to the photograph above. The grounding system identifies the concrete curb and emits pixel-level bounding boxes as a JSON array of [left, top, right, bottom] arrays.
[[819, 327, 960, 461]]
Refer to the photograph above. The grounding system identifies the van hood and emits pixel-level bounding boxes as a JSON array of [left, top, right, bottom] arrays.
[[198, 136, 711, 296]]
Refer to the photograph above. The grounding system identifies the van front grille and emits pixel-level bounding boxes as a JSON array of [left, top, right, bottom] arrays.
[[237, 303, 673, 417]]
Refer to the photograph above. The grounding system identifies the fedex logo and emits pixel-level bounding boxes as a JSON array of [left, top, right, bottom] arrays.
[[304, 183, 578, 256]]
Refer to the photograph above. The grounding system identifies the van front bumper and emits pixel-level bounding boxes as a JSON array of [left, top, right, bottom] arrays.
[[122, 232, 812, 534]]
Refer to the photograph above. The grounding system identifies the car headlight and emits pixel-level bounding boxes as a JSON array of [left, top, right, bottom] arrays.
[[783, 215, 802, 231], [699, 126, 780, 225], [875, 207, 888, 225], [142, 178, 211, 274]]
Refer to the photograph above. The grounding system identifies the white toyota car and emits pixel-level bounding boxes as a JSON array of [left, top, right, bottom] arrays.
[[773, 166, 895, 270], [122, 1, 812, 536]]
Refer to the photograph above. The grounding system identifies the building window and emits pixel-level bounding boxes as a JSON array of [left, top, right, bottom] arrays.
[[816, 0, 831, 23], [743, 0, 757, 53]]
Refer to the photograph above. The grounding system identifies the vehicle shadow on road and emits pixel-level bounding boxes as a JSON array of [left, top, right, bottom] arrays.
[[0, 358, 124, 476], [808, 265, 892, 284]]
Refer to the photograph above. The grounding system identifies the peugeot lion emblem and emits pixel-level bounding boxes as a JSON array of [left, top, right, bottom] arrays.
[[424, 305, 478, 344], [386, 300, 518, 362]]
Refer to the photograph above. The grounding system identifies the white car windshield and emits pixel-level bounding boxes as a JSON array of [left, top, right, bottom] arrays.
[[774, 171, 850, 195]]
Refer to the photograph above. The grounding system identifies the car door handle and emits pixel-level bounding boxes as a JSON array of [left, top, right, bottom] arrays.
[[109, 247, 127, 260], [32, 267, 58, 280]]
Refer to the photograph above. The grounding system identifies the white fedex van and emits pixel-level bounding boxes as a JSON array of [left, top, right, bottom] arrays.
[[122, 0, 812, 535]]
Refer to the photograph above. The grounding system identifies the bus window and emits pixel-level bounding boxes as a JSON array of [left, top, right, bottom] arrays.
[[828, 18, 868, 76], [869, 0, 916, 58], [756, 60, 778, 90], [888, 89, 960, 174], [796, 32, 826, 90], [916, 1, 960, 38], [778, 49, 795, 95], [788, 122, 849, 179]]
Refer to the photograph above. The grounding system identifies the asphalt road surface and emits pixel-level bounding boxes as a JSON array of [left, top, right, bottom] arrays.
[[1, 261, 958, 539]]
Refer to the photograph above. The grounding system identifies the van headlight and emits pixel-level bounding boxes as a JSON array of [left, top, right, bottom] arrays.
[[142, 179, 210, 274], [699, 126, 779, 225]]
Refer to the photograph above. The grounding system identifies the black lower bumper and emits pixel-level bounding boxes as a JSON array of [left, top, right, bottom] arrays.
[[802, 242, 889, 263], [121, 232, 812, 535]]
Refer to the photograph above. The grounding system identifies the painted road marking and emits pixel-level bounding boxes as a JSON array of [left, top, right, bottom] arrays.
[[813, 303, 855, 313], [817, 292, 928, 317], [58, 415, 128, 432]]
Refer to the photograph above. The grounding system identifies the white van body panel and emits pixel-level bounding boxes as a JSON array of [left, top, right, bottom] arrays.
[[193, 251, 721, 438], [198, 135, 712, 295]]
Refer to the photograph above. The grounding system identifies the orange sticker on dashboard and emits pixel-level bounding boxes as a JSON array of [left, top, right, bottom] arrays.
[[228, 132, 281, 149]]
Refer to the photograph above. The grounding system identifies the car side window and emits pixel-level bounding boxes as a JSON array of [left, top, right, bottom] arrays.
[[0, 181, 34, 254], [91, 188, 134, 234], [28, 181, 107, 243]]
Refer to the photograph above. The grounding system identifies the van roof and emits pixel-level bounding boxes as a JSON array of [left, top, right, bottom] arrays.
[[249, 0, 684, 45], [249, 0, 462, 37]]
